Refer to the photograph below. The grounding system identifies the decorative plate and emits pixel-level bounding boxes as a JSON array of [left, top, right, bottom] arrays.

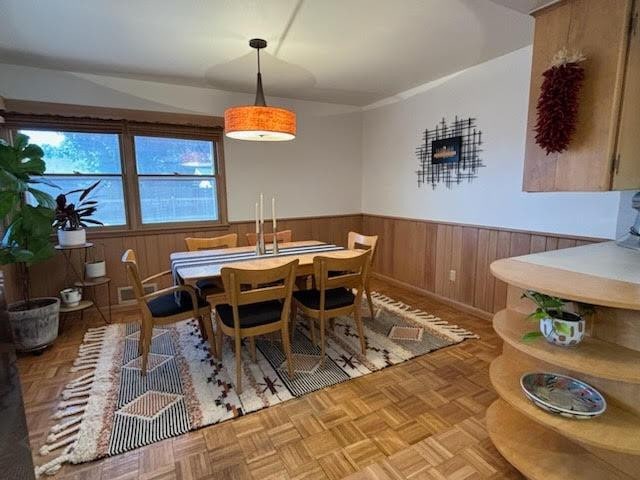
[[520, 372, 607, 419]]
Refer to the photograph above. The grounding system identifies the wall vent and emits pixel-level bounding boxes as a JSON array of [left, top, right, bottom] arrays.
[[117, 283, 157, 305]]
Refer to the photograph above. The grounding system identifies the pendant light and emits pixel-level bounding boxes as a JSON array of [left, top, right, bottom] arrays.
[[224, 39, 296, 141]]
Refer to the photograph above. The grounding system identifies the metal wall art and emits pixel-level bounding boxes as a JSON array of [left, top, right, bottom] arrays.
[[416, 117, 483, 188]]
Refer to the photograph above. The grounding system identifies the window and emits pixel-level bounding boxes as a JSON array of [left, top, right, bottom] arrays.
[[6, 112, 227, 232], [134, 136, 219, 224], [20, 129, 127, 226]]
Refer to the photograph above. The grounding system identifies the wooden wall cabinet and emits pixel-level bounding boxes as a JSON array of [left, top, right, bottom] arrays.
[[523, 0, 640, 192]]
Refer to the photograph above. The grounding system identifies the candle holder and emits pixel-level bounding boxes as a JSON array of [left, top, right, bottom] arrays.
[[272, 233, 279, 255], [256, 223, 266, 256]]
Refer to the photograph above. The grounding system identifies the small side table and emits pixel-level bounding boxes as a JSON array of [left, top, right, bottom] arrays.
[[55, 243, 112, 324]]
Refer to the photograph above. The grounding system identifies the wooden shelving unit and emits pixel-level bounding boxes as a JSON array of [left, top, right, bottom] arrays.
[[494, 309, 640, 383], [490, 356, 640, 455], [488, 245, 640, 479], [487, 400, 633, 480]]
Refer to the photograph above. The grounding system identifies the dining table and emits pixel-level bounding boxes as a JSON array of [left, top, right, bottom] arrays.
[[170, 240, 366, 302]]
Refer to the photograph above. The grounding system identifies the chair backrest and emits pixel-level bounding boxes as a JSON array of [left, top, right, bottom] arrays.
[[185, 233, 238, 251], [246, 229, 293, 246], [313, 251, 371, 310], [220, 259, 299, 327], [121, 249, 145, 300], [347, 232, 378, 261]]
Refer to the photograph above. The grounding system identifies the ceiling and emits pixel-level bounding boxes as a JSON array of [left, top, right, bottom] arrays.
[[0, 0, 533, 106]]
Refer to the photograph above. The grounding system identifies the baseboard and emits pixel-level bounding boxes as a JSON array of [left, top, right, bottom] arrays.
[[370, 272, 493, 321]]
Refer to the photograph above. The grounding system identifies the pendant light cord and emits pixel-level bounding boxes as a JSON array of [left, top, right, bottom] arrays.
[[257, 47, 261, 74], [254, 44, 267, 106]]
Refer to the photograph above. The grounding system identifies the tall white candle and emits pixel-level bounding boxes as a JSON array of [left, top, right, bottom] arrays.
[[272, 197, 276, 231], [255, 202, 259, 234], [259, 193, 264, 225]]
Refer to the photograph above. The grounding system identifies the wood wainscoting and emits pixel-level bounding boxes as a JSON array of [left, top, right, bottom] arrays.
[[2, 212, 606, 317], [361, 214, 604, 319], [1, 214, 363, 307]]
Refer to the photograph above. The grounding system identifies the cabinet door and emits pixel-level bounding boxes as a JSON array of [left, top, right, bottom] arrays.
[[523, 0, 631, 191], [613, 0, 640, 190]]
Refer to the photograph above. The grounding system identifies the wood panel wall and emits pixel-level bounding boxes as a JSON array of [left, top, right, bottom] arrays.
[[3, 212, 605, 319], [361, 214, 602, 317], [1, 214, 363, 307]]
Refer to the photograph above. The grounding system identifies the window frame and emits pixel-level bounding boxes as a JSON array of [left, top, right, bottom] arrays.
[[1, 113, 229, 235]]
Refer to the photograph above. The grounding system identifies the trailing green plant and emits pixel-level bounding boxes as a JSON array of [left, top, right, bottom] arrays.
[[520, 290, 592, 342], [0, 133, 57, 305], [53, 180, 103, 230]]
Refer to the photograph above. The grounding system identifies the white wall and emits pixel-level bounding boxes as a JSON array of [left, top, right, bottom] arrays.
[[1, 53, 627, 239], [0, 63, 363, 221], [361, 46, 622, 239]]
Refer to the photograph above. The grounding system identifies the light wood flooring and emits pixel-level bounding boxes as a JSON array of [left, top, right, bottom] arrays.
[[17, 279, 523, 480]]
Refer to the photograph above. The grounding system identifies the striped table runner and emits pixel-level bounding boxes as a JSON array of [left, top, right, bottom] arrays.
[[171, 243, 344, 285]]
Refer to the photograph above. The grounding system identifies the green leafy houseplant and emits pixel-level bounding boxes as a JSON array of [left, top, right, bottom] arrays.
[[521, 290, 591, 345], [0, 133, 57, 306]]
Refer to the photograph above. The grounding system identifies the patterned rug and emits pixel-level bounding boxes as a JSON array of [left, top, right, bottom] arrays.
[[35, 292, 477, 476]]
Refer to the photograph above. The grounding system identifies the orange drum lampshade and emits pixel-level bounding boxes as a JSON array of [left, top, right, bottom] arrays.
[[224, 38, 297, 142], [224, 105, 296, 141]]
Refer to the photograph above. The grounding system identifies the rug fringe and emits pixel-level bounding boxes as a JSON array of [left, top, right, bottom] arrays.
[[370, 291, 479, 340], [34, 446, 73, 478], [35, 327, 109, 477]]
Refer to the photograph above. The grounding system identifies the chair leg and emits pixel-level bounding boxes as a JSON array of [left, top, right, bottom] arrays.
[[366, 285, 376, 320], [354, 306, 366, 355], [138, 322, 145, 355], [141, 321, 153, 376], [200, 312, 217, 359], [319, 314, 326, 367], [249, 337, 257, 363], [197, 316, 208, 341], [308, 315, 316, 345], [290, 301, 298, 342], [215, 317, 224, 361], [281, 323, 294, 379], [235, 333, 243, 394]]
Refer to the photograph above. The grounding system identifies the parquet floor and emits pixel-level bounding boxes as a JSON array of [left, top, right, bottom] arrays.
[[17, 279, 523, 480]]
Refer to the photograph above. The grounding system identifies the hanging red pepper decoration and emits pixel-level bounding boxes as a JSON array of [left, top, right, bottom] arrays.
[[534, 49, 586, 155]]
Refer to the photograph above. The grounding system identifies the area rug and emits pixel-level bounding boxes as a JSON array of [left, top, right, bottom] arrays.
[[35, 292, 477, 476]]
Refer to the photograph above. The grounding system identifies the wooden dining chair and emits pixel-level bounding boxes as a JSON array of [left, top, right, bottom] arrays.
[[184, 233, 238, 251], [347, 231, 379, 319], [246, 229, 292, 246], [215, 259, 298, 394], [184, 233, 238, 300], [292, 250, 371, 366], [122, 249, 215, 374]]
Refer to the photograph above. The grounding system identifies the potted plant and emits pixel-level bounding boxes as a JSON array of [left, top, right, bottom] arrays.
[[53, 181, 103, 246], [85, 243, 106, 279], [521, 290, 587, 347], [0, 133, 60, 352]]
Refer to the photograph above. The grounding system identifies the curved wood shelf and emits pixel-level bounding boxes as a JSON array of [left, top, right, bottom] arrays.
[[494, 309, 640, 383], [59, 300, 93, 313], [490, 355, 640, 454], [487, 399, 633, 480], [491, 257, 640, 311]]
